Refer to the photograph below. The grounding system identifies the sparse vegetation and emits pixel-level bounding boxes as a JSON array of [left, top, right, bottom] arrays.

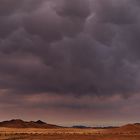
[[0, 120, 140, 139], [0, 127, 140, 140]]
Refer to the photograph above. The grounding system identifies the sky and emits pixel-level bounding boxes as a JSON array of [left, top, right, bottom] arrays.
[[0, 0, 140, 126]]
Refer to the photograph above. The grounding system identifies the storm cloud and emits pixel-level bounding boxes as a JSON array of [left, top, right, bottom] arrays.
[[0, 0, 140, 125]]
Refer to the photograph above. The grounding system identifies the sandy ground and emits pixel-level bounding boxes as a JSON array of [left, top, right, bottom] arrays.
[[0, 127, 140, 140]]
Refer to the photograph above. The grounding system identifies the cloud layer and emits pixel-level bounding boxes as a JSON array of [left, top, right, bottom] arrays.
[[0, 0, 140, 124]]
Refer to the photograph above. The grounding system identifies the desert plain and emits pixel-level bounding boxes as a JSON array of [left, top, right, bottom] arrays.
[[1, 125, 140, 140]]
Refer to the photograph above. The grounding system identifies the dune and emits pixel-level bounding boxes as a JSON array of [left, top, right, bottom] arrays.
[[106, 123, 140, 134], [119, 124, 140, 131]]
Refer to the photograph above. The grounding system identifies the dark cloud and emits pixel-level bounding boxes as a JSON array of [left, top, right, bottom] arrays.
[[0, 0, 140, 110], [0, 0, 21, 16], [94, 0, 137, 25], [55, 0, 90, 18]]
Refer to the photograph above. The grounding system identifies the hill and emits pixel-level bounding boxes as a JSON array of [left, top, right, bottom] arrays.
[[107, 123, 140, 133], [0, 119, 60, 128]]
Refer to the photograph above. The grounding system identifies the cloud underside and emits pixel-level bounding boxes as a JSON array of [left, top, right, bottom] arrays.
[[0, 0, 140, 117]]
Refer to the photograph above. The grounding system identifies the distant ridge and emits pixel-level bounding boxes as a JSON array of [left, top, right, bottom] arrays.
[[0, 119, 61, 128], [1, 120, 140, 131], [72, 125, 90, 129]]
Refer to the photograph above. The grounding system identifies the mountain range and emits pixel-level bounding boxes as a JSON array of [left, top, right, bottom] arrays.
[[0, 119, 61, 128]]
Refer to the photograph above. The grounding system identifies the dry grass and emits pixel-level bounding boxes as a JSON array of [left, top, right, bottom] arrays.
[[0, 127, 140, 140]]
